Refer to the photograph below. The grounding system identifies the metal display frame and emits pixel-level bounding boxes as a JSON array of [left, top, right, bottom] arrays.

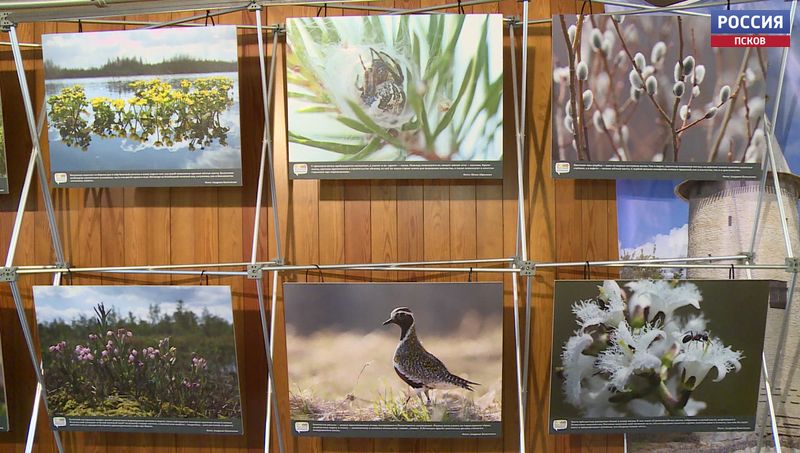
[[0, 0, 796, 452]]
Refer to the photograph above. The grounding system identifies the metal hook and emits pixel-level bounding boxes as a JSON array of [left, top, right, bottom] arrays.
[[458, 0, 465, 14], [78, 19, 83, 33], [583, 261, 591, 280], [200, 270, 209, 285], [468, 267, 474, 282], [306, 264, 325, 282], [729, 264, 736, 280]]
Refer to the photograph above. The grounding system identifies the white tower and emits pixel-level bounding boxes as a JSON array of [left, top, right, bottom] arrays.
[[677, 147, 800, 446]]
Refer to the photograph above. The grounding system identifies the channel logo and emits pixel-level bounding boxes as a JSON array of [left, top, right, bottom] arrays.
[[711, 10, 790, 47]]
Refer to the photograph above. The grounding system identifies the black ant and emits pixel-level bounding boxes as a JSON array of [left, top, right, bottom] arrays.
[[682, 331, 709, 344]]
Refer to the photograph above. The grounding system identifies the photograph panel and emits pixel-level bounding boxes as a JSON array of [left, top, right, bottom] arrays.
[[42, 26, 242, 187], [549, 279, 769, 436], [283, 282, 503, 438], [552, 15, 770, 180], [33, 285, 242, 435], [286, 14, 503, 179]]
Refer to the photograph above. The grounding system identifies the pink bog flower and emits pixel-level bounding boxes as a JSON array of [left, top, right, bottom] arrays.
[[88, 333, 98, 341]]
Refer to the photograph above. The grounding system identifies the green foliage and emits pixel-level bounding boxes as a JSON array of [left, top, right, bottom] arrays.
[[45, 56, 237, 79], [40, 302, 241, 420], [47, 76, 234, 151], [620, 248, 685, 280], [373, 389, 431, 422], [287, 15, 502, 161]]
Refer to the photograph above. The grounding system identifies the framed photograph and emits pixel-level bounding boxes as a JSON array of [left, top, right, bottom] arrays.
[[42, 26, 242, 187], [286, 14, 503, 179], [549, 279, 769, 434], [552, 15, 769, 180], [33, 285, 243, 434], [283, 282, 502, 438]]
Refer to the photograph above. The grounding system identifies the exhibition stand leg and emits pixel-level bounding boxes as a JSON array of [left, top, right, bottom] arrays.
[[256, 275, 286, 453], [253, 7, 284, 452]]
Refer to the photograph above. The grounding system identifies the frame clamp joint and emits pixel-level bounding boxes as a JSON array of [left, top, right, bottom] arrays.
[[0, 266, 18, 282], [787, 257, 800, 273], [739, 251, 755, 263], [0, 13, 13, 33], [247, 1, 261, 11], [513, 257, 535, 276], [247, 264, 263, 279]]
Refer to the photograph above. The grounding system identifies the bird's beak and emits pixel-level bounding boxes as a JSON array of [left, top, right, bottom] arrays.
[[382, 318, 393, 326]]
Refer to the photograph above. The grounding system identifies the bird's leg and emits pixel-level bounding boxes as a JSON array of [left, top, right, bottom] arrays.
[[415, 388, 426, 406], [403, 390, 412, 406], [424, 388, 432, 406]]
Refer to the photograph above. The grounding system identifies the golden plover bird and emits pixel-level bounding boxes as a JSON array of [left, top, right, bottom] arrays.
[[382, 306, 478, 404]]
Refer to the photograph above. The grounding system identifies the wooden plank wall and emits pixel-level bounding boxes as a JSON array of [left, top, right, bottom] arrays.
[[0, 0, 620, 451]]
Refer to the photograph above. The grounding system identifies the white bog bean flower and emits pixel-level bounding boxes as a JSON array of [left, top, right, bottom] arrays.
[[634, 52, 646, 71], [597, 324, 666, 391], [577, 61, 589, 81], [645, 75, 657, 96], [582, 90, 594, 110], [560, 280, 744, 419], [625, 280, 702, 325], [673, 81, 685, 97], [675, 339, 742, 390], [651, 41, 667, 65], [719, 85, 731, 104]]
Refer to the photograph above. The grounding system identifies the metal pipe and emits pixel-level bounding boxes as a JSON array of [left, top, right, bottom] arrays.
[[758, 271, 799, 448], [617, 0, 766, 16], [18, 269, 250, 277], [60, 17, 282, 30], [10, 280, 65, 453], [24, 272, 65, 453], [25, 382, 43, 453], [515, 2, 528, 264], [748, 146, 772, 271], [252, 7, 269, 264], [534, 254, 749, 268], [770, 0, 797, 130], [388, 0, 496, 15], [6, 28, 46, 269], [143, 4, 248, 29], [591, 0, 708, 17], [264, 270, 279, 453], [256, 277, 286, 453], [762, 354, 784, 453], [765, 118, 794, 259], [511, 270, 526, 453], [265, 30, 282, 263]]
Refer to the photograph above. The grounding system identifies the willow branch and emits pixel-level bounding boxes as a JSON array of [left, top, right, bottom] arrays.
[[559, 14, 586, 160], [709, 47, 751, 162]]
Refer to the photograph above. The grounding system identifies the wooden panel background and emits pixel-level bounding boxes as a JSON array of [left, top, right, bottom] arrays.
[[0, 0, 621, 451]]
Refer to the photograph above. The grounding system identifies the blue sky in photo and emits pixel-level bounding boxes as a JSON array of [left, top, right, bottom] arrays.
[[617, 180, 688, 257], [33, 285, 234, 325], [41, 26, 238, 69]]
